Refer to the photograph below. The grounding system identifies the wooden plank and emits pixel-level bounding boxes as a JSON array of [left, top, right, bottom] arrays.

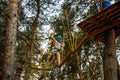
[[77, 1, 120, 28], [89, 20, 120, 37], [112, 14, 120, 20], [94, 25, 120, 42], [106, 2, 120, 15], [95, 26, 120, 41], [84, 23, 96, 32], [32, 68, 50, 71], [87, 18, 105, 32], [77, 1, 120, 42], [94, 33, 104, 42], [107, 7, 120, 17]]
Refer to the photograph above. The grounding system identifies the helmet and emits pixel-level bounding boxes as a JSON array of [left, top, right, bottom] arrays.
[[56, 35, 62, 40]]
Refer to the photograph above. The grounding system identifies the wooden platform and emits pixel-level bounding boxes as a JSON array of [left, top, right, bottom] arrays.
[[77, 1, 120, 42]]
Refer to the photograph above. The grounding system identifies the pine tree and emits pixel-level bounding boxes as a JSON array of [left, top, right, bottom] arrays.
[[3, 0, 18, 80]]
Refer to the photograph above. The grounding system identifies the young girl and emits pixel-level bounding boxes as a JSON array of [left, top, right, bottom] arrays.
[[49, 34, 65, 67]]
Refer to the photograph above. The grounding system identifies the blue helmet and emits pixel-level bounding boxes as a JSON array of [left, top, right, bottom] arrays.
[[56, 35, 62, 40]]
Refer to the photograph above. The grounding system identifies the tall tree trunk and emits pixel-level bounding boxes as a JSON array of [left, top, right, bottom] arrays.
[[3, 0, 18, 80], [14, 0, 23, 80], [101, 0, 118, 80], [24, 0, 40, 79], [103, 29, 118, 80], [75, 52, 83, 80]]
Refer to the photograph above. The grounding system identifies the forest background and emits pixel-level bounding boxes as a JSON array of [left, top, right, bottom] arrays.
[[0, 0, 120, 80]]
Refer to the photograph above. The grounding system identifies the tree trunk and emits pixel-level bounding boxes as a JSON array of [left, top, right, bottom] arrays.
[[24, 0, 40, 79], [75, 52, 83, 80], [14, 0, 23, 80], [103, 29, 118, 80], [3, 0, 18, 80]]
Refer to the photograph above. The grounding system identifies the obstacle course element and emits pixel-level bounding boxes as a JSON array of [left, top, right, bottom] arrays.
[[32, 1, 120, 71], [59, 1, 120, 68], [31, 1, 120, 80], [58, 34, 89, 68], [32, 67, 50, 71], [77, 1, 120, 42]]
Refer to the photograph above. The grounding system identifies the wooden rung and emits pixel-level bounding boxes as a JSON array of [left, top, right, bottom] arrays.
[[32, 68, 50, 71], [90, 20, 120, 36]]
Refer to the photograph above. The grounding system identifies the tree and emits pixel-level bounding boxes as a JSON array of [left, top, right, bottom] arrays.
[[3, 0, 18, 80], [103, 29, 118, 80], [14, 0, 62, 79], [101, 0, 118, 80], [0, 0, 8, 79], [1, 0, 119, 79]]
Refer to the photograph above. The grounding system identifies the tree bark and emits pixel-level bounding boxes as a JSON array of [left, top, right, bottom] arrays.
[[24, 0, 40, 79], [14, 0, 23, 80], [75, 52, 83, 80], [103, 29, 118, 80], [3, 0, 18, 80]]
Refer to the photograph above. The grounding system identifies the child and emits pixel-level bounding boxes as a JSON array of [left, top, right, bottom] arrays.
[[49, 34, 65, 67]]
